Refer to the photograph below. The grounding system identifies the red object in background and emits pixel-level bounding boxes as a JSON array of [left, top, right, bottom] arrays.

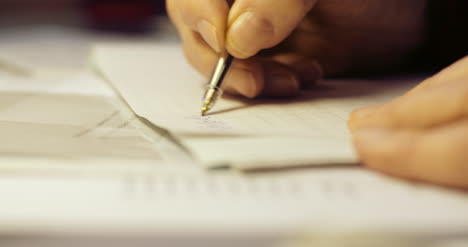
[[83, 0, 165, 32]]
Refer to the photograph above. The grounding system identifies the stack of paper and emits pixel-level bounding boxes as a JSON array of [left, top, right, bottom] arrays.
[[93, 43, 418, 170]]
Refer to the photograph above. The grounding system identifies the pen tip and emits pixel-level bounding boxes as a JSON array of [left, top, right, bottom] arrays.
[[201, 107, 208, 116]]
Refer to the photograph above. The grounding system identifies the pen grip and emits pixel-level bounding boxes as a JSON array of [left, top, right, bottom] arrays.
[[208, 55, 234, 89]]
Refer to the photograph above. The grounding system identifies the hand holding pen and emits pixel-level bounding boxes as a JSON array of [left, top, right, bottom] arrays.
[[166, 0, 424, 104], [167, 0, 323, 104]]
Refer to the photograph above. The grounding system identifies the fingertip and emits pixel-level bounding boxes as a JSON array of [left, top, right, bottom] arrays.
[[226, 0, 317, 59], [348, 105, 380, 130], [353, 128, 391, 150], [352, 128, 394, 169], [226, 11, 274, 59], [353, 128, 421, 180], [223, 60, 265, 99], [226, 39, 253, 59]]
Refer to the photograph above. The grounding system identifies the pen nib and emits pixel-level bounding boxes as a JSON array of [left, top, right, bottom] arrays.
[[201, 93, 217, 116], [201, 106, 208, 117]]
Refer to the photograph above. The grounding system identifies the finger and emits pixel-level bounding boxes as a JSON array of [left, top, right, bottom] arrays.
[[408, 56, 468, 94], [349, 56, 468, 130], [180, 26, 263, 98], [353, 119, 468, 188], [223, 59, 265, 98], [179, 21, 302, 99], [167, 0, 229, 53], [271, 53, 323, 88], [349, 77, 468, 130], [348, 104, 383, 130], [260, 60, 301, 98], [224, 59, 301, 98], [180, 24, 302, 99], [226, 0, 317, 59]]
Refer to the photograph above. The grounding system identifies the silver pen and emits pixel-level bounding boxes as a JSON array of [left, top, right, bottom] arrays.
[[201, 52, 234, 116]]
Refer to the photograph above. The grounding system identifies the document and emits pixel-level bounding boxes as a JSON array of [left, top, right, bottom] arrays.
[[93, 43, 419, 169], [0, 71, 180, 174]]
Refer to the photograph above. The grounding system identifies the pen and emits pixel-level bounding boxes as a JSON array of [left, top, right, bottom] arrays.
[[201, 52, 234, 116]]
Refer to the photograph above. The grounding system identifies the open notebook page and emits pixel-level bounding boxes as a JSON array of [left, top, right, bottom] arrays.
[[92, 43, 419, 169]]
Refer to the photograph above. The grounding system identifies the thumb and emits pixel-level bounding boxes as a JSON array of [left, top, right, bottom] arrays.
[[226, 0, 317, 59]]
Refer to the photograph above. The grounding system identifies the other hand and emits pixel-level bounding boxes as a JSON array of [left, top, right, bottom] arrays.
[[349, 56, 468, 188]]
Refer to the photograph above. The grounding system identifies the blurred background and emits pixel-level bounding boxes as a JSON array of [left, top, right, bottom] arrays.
[[0, 0, 176, 73], [0, 0, 167, 32]]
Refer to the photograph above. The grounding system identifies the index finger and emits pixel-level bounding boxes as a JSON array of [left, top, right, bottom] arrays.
[[349, 78, 468, 130], [167, 0, 229, 53]]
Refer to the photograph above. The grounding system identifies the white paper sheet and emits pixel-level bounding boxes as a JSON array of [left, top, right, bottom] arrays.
[[93, 43, 419, 169], [0, 71, 191, 174], [1, 168, 468, 237]]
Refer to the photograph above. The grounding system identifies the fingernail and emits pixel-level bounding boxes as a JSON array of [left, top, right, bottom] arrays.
[[227, 12, 274, 58], [353, 128, 391, 147], [197, 20, 221, 53], [265, 70, 300, 97], [225, 68, 258, 98]]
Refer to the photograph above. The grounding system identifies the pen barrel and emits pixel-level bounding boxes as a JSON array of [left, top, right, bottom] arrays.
[[207, 54, 234, 89], [202, 53, 233, 114]]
